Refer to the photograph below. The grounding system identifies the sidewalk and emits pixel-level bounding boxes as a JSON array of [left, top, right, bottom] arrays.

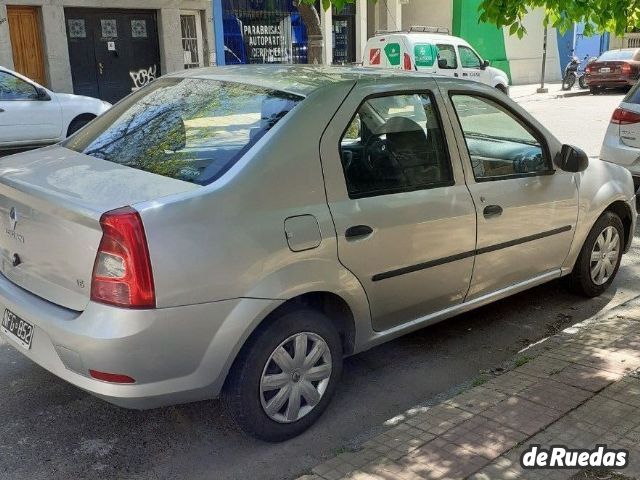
[[299, 296, 640, 480], [509, 82, 591, 102]]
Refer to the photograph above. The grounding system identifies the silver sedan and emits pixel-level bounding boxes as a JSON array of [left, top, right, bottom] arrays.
[[0, 66, 635, 441]]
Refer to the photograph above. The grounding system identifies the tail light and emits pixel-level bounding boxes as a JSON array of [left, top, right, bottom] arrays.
[[622, 63, 632, 74], [91, 206, 155, 309], [404, 53, 413, 71], [611, 107, 640, 125], [89, 370, 136, 384], [585, 65, 592, 73]]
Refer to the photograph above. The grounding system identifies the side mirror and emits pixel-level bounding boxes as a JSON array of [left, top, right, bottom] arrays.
[[35, 87, 51, 101], [557, 144, 589, 172], [437, 58, 448, 69], [481, 60, 490, 70]]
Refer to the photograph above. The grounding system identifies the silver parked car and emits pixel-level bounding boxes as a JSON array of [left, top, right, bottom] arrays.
[[0, 66, 636, 441]]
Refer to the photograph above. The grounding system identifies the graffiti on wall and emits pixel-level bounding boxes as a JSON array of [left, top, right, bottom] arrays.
[[130, 65, 157, 92]]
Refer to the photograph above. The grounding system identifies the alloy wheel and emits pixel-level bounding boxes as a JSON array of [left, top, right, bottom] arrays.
[[590, 226, 620, 286], [260, 332, 332, 424]]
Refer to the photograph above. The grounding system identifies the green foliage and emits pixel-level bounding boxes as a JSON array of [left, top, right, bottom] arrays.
[[479, 0, 640, 37], [514, 355, 532, 368], [300, 0, 638, 37]]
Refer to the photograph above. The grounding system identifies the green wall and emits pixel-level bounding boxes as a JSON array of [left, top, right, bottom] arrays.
[[452, 0, 511, 82]]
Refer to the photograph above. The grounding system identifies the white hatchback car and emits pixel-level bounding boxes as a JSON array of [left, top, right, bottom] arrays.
[[0, 66, 111, 152], [601, 81, 640, 191]]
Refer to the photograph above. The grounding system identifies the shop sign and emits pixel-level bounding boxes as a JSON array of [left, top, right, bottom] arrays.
[[414, 43, 436, 67], [384, 43, 401, 66], [242, 22, 286, 63]]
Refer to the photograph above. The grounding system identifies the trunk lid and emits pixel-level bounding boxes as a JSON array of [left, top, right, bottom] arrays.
[[589, 61, 622, 76], [0, 145, 198, 311], [618, 101, 640, 149]]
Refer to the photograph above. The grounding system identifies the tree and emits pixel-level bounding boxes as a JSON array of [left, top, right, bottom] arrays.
[[296, 0, 362, 64], [477, 0, 640, 38]]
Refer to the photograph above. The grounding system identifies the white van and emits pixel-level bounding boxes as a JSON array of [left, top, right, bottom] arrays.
[[363, 26, 510, 94]]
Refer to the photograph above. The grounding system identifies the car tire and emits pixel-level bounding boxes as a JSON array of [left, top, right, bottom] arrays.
[[562, 73, 576, 90], [67, 115, 95, 137], [578, 75, 588, 89], [569, 211, 624, 297], [222, 308, 343, 442], [589, 86, 601, 95]]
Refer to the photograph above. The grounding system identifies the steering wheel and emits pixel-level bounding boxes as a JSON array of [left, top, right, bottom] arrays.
[[363, 135, 408, 184]]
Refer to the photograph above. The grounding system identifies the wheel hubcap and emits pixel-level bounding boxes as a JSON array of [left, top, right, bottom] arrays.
[[260, 332, 332, 424], [590, 226, 620, 286]]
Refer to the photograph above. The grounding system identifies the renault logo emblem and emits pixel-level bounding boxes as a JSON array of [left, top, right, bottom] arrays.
[[9, 207, 17, 231]]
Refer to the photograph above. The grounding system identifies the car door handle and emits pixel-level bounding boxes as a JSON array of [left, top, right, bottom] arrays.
[[345, 225, 373, 239], [483, 205, 503, 219], [0, 108, 4, 113]]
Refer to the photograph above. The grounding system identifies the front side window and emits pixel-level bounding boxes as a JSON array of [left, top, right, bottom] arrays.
[[451, 94, 550, 180], [63, 78, 302, 185], [0, 72, 38, 100], [436, 44, 457, 69], [339, 93, 453, 198], [459, 46, 482, 69]]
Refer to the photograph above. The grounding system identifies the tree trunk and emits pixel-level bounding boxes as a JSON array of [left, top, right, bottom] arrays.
[[294, 1, 324, 64]]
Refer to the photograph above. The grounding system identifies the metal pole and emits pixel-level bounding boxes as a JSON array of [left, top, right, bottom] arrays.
[[537, 24, 549, 93], [213, 0, 226, 65]]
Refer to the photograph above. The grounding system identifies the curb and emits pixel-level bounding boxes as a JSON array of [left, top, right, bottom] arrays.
[[555, 89, 591, 99], [300, 294, 640, 480]]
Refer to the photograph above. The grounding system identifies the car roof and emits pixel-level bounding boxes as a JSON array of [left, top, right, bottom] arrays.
[[168, 65, 446, 96], [369, 32, 467, 46]]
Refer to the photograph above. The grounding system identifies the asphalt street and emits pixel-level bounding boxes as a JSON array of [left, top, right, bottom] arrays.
[[1, 89, 638, 480]]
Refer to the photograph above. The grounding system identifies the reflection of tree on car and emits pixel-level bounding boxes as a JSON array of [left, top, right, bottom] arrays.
[[67, 79, 302, 184]]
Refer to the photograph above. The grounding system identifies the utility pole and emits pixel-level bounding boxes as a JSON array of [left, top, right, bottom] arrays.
[[537, 24, 549, 93]]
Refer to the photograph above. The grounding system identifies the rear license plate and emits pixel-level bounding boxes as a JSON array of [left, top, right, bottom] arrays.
[[600, 67, 611, 73], [0, 309, 33, 350]]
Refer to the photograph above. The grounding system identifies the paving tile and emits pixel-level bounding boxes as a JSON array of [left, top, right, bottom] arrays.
[[444, 386, 507, 415], [515, 356, 572, 379], [600, 376, 640, 408], [409, 405, 473, 436], [516, 377, 593, 413], [481, 396, 561, 436], [550, 363, 620, 392], [482, 371, 538, 396], [401, 438, 490, 479], [441, 415, 527, 459]]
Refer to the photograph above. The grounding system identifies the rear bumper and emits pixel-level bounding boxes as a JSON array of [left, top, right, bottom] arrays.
[[586, 76, 636, 88], [0, 273, 280, 409], [600, 133, 640, 176]]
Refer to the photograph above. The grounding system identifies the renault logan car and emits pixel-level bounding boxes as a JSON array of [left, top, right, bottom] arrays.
[[0, 66, 635, 442]]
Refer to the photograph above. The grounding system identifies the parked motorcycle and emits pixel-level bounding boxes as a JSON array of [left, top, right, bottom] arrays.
[[562, 52, 597, 90]]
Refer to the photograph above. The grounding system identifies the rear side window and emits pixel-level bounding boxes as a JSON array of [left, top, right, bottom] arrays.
[[63, 78, 302, 185], [436, 44, 457, 69], [339, 93, 453, 198]]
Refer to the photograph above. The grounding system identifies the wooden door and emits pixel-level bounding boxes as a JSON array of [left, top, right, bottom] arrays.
[[7, 6, 46, 86]]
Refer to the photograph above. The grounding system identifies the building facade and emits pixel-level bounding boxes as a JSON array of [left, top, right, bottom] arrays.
[[0, 0, 214, 102], [394, 0, 609, 85]]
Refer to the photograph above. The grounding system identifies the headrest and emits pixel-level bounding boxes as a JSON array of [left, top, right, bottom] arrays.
[[375, 116, 424, 136]]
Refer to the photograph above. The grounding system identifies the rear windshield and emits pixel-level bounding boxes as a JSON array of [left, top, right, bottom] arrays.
[[63, 78, 302, 185], [598, 50, 637, 61], [624, 80, 640, 104]]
